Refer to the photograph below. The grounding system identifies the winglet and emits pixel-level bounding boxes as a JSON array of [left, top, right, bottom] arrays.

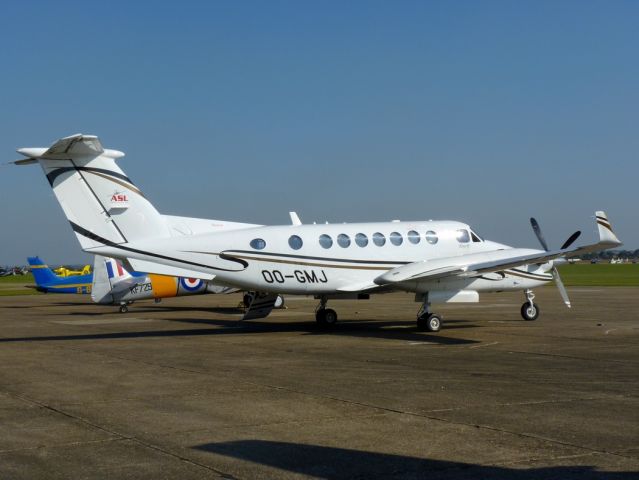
[[595, 211, 621, 246]]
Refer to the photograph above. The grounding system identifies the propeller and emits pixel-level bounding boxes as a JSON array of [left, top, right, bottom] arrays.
[[530, 218, 581, 308], [560, 230, 581, 250]]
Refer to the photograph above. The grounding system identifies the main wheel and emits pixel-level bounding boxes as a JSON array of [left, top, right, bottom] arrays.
[[521, 302, 540, 321], [323, 308, 338, 325], [417, 313, 442, 332], [316, 308, 338, 326], [119, 304, 128, 313]]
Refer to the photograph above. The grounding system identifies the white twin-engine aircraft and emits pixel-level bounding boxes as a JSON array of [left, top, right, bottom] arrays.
[[15, 134, 622, 332]]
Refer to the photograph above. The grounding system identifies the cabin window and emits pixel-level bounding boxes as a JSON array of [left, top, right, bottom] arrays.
[[355, 233, 368, 247], [319, 234, 333, 249], [250, 238, 266, 250], [407, 230, 420, 244], [425, 231, 438, 244], [390, 231, 403, 246], [337, 234, 351, 248], [373, 232, 386, 246], [456, 229, 470, 243], [288, 235, 303, 250]]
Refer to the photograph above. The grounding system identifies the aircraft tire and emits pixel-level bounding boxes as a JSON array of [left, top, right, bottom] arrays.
[[323, 308, 338, 325], [119, 305, 128, 314], [418, 313, 442, 332], [316, 308, 338, 327], [521, 302, 540, 321]]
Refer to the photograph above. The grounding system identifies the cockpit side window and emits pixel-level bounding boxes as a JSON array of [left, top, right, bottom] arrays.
[[471, 231, 482, 243], [456, 229, 470, 243]]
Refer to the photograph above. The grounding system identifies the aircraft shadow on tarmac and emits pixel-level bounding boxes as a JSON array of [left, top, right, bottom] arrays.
[[0, 314, 478, 345], [194, 440, 638, 480]]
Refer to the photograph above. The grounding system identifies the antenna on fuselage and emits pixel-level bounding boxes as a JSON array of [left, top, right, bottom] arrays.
[[289, 212, 302, 226]]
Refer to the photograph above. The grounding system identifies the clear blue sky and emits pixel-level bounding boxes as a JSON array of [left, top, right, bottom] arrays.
[[1, 0, 637, 264]]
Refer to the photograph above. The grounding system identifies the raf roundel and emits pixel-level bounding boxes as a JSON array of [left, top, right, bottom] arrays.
[[180, 277, 204, 292]]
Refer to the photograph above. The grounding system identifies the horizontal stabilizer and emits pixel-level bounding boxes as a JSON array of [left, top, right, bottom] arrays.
[[16, 134, 119, 160]]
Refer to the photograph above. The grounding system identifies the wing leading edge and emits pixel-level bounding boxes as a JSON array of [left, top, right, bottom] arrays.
[[374, 211, 621, 286]]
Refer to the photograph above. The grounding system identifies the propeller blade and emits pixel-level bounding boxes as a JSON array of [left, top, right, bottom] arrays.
[[530, 217, 549, 251], [552, 267, 571, 308], [560, 231, 581, 250]]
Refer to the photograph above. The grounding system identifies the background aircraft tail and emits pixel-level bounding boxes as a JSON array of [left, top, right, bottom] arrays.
[[16, 134, 170, 251], [27, 256, 59, 286], [91, 255, 138, 304]]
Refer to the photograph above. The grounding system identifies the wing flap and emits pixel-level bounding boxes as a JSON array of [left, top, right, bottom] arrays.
[[336, 281, 380, 292]]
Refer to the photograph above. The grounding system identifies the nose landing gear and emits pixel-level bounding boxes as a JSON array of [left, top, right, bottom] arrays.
[[521, 289, 540, 321]]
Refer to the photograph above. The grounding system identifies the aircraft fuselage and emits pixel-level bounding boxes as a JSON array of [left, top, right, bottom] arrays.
[[91, 220, 552, 299]]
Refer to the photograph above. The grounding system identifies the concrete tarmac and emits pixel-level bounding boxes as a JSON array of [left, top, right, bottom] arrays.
[[0, 287, 637, 479]]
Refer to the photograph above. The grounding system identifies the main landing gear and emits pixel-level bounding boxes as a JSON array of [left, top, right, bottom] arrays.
[[242, 292, 286, 309], [520, 289, 540, 321], [118, 301, 135, 313], [416, 294, 442, 332], [315, 296, 338, 327]]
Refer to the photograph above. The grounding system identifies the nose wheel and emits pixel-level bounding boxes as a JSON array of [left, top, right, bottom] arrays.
[[521, 289, 540, 321]]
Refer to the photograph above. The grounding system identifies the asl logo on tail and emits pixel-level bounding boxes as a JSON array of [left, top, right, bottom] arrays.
[[110, 191, 129, 208]]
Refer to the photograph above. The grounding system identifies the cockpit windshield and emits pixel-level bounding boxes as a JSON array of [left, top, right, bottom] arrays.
[[470, 229, 483, 242]]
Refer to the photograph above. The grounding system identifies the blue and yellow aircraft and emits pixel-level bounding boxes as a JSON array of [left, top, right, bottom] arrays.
[[28, 256, 93, 294]]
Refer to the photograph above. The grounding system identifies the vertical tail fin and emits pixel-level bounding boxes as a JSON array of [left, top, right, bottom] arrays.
[[91, 255, 114, 304], [104, 257, 133, 283], [16, 134, 170, 251], [27, 256, 59, 286], [91, 256, 135, 304]]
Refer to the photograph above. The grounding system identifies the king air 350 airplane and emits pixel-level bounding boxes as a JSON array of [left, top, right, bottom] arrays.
[[15, 134, 622, 332]]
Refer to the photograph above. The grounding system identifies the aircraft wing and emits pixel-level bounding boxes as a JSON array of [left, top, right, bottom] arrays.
[[375, 211, 621, 285]]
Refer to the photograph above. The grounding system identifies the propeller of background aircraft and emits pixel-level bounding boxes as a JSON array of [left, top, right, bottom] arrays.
[[530, 218, 581, 308]]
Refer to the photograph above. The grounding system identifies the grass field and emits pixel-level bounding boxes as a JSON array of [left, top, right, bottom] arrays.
[[0, 274, 38, 296], [558, 263, 639, 286], [0, 264, 637, 296]]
